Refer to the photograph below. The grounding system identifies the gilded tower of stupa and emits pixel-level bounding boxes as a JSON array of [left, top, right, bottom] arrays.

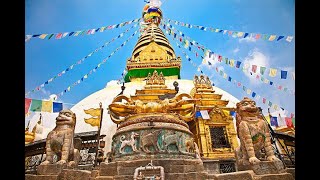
[[124, 10, 181, 82]]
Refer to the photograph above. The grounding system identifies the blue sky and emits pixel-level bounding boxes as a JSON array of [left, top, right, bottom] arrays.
[[25, 0, 295, 116]]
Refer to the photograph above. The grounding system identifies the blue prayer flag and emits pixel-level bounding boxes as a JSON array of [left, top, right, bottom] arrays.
[[281, 70, 287, 79]]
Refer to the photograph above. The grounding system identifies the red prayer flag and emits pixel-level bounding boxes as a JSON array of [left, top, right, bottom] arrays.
[[290, 113, 294, 118], [25, 98, 32, 114], [252, 65, 257, 73], [285, 117, 294, 128], [255, 34, 261, 39], [278, 85, 282, 90], [55, 33, 62, 39], [256, 75, 260, 79], [87, 29, 92, 34], [262, 98, 266, 104], [218, 55, 222, 62]]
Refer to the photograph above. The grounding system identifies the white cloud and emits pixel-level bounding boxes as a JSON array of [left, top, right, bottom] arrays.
[[233, 47, 240, 54], [239, 35, 257, 43], [106, 80, 120, 87], [199, 53, 221, 70], [242, 48, 269, 85]]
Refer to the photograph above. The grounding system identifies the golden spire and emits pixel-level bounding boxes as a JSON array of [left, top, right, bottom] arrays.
[[124, 5, 181, 82]]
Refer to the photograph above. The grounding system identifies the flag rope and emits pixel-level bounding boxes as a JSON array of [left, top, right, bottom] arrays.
[[162, 20, 295, 95], [25, 18, 141, 42], [25, 23, 139, 97], [56, 29, 139, 97], [165, 18, 294, 43], [161, 24, 295, 118]]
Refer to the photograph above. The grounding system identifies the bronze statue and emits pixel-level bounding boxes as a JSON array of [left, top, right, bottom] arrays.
[[235, 97, 280, 166], [109, 93, 195, 124], [40, 109, 80, 168]]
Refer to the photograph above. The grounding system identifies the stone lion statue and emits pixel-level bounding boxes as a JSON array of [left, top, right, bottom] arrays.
[[235, 97, 280, 166], [40, 109, 80, 168]]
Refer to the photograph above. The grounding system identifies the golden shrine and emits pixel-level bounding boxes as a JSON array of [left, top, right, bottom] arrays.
[[189, 75, 238, 160]]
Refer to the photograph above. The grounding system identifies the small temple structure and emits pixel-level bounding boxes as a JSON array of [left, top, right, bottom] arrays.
[[25, 2, 295, 180]]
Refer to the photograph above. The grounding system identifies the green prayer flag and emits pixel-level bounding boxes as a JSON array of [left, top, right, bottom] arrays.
[[292, 118, 295, 126], [260, 66, 266, 75], [48, 34, 54, 39], [30, 99, 42, 112]]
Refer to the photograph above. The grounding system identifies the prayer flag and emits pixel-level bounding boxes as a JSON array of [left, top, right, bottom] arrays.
[[25, 98, 32, 114], [281, 70, 287, 79], [269, 68, 277, 77], [30, 99, 42, 112], [252, 65, 257, 73], [53, 102, 63, 112], [41, 100, 52, 112], [268, 35, 277, 41], [270, 116, 278, 127], [260, 66, 266, 75], [285, 117, 294, 128]]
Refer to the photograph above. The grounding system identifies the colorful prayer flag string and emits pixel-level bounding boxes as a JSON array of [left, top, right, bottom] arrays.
[[161, 20, 295, 95], [56, 30, 139, 97], [25, 23, 139, 97], [25, 18, 141, 42], [162, 25, 295, 118], [25, 98, 63, 113], [163, 19, 295, 82], [166, 18, 294, 43]]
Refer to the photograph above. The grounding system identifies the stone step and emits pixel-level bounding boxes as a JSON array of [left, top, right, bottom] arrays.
[[208, 170, 255, 180], [25, 174, 59, 180], [95, 176, 114, 180], [253, 173, 294, 180]]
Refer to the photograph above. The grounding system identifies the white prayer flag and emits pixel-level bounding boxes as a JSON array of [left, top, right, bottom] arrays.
[[200, 110, 210, 120]]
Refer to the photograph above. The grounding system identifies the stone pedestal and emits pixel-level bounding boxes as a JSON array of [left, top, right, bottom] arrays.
[[37, 164, 66, 175], [253, 173, 294, 180], [208, 170, 255, 180], [96, 158, 207, 179], [25, 164, 92, 180], [238, 160, 286, 175]]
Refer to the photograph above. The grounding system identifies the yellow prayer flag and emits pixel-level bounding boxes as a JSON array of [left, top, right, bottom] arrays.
[[202, 59, 207, 64], [84, 108, 101, 127], [223, 73, 227, 79], [84, 117, 100, 127], [237, 32, 244, 37], [230, 60, 235, 67], [264, 78, 269, 83], [41, 100, 52, 112], [215, 29, 220, 32], [246, 89, 251, 95], [39, 34, 48, 39], [269, 68, 277, 77], [269, 35, 276, 41], [264, 116, 270, 124]]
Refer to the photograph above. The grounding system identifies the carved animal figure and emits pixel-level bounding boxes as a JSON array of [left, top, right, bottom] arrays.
[[235, 97, 280, 166], [163, 132, 182, 152], [40, 109, 80, 168], [119, 132, 140, 153], [185, 138, 195, 153], [194, 142, 201, 159], [140, 130, 162, 153]]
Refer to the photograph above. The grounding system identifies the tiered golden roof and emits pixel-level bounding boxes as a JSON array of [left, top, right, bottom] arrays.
[[124, 23, 181, 82]]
